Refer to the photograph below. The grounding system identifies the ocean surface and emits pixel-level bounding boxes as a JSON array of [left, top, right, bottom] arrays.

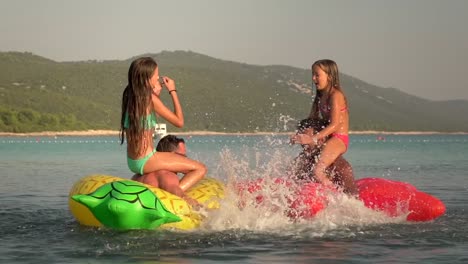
[[1, 134, 467, 264]]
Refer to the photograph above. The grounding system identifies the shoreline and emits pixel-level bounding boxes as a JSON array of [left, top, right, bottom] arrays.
[[0, 129, 467, 137]]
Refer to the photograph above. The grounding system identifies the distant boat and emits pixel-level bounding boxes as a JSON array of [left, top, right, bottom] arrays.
[[153, 123, 167, 139]]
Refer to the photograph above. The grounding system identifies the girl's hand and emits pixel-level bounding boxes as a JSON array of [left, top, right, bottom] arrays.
[[290, 128, 315, 144], [291, 133, 318, 146], [303, 128, 314, 136], [290, 134, 305, 144], [290, 134, 298, 145], [183, 195, 202, 208], [161, 76, 176, 92]]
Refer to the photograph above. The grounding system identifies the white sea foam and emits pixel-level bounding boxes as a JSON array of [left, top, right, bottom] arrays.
[[200, 144, 404, 234]]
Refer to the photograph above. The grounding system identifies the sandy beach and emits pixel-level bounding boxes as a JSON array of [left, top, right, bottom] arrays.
[[0, 130, 466, 137]]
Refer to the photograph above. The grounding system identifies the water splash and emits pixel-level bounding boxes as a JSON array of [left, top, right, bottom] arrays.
[[278, 114, 296, 132], [199, 141, 403, 234]]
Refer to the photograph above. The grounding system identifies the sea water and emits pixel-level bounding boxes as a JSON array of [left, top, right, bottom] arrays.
[[0, 134, 467, 263]]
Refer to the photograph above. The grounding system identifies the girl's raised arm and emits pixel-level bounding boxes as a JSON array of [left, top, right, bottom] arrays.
[[152, 76, 184, 128]]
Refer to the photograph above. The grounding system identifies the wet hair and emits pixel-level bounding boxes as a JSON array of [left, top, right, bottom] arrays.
[[156, 135, 185, 152], [310, 59, 346, 119], [293, 119, 326, 181], [119, 57, 158, 155], [296, 118, 327, 134]]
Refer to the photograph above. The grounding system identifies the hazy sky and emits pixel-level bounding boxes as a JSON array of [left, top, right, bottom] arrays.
[[1, 0, 468, 101]]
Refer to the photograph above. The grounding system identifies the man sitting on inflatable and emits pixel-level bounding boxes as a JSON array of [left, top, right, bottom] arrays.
[[132, 135, 198, 205]]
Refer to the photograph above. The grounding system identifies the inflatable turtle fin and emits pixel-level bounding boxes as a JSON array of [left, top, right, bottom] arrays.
[[72, 194, 104, 209]]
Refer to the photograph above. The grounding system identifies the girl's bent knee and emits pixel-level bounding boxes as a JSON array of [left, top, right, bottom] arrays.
[[198, 163, 207, 178]]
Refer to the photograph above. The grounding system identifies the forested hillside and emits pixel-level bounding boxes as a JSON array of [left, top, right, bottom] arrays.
[[1, 51, 467, 133]]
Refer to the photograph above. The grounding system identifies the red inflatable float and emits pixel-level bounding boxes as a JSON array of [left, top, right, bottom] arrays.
[[236, 177, 445, 222]]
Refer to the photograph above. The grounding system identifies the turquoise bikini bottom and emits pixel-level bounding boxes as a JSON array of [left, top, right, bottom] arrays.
[[127, 149, 157, 175]]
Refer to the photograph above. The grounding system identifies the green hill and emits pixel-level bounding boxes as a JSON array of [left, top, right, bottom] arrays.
[[1, 51, 467, 133]]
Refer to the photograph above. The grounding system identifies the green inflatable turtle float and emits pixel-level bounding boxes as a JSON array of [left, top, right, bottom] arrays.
[[71, 180, 181, 230]]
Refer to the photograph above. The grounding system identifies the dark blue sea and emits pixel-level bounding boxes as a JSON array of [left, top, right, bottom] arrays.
[[1, 134, 467, 263]]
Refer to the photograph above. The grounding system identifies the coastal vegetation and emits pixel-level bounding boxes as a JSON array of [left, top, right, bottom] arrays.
[[1, 51, 467, 133]]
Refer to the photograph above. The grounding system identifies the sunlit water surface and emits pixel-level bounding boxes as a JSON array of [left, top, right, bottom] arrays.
[[1, 134, 467, 263]]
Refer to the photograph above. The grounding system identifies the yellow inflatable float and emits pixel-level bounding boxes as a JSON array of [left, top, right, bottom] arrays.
[[69, 174, 225, 230]]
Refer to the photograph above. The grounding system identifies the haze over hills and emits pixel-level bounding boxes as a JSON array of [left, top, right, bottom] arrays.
[[0, 51, 467, 133]]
